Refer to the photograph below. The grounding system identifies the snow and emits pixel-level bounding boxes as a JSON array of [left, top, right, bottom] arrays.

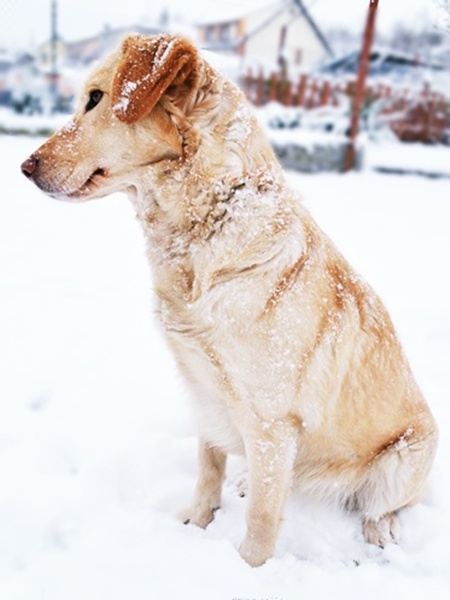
[[113, 80, 137, 115], [153, 39, 176, 70], [265, 124, 348, 152], [1, 132, 450, 599], [0, 108, 69, 134], [365, 139, 450, 177]]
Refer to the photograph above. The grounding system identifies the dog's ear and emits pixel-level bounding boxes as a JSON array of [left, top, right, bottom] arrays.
[[112, 34, 199, 124]]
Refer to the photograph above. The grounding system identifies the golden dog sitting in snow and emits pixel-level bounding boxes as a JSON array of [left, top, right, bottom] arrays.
[[21, 34, 437, 567]]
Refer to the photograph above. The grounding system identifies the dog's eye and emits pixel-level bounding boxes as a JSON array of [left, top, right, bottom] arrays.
[[85, 89, 104, 112]]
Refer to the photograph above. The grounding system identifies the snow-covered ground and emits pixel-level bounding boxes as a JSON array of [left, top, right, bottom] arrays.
[[1, 133, 450, 599], [0, 108, 69, 136]]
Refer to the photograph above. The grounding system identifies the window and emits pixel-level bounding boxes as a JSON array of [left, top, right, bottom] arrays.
[[219, 25, 230, 43], [205, 26, 216, 43]]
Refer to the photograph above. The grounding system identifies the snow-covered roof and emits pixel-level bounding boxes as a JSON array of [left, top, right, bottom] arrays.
[[194, 0, 282, 26], [319, 46, 446, 76], [196, 0, 333, 60]]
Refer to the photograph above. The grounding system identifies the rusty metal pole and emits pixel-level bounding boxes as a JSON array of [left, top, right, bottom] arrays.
[[343, 0, 379, 172]]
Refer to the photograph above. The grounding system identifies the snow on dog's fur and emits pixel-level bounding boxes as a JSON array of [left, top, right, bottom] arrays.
[[21, 34, 437, 567]]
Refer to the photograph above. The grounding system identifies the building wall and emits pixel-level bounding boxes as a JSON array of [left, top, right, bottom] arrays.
[[198, 3, 328, 69], [244, 10, 327, 68]]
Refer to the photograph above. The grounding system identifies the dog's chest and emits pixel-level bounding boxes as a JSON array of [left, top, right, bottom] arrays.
[[168, 321, 246, 453], [157, 279, 250, 453]]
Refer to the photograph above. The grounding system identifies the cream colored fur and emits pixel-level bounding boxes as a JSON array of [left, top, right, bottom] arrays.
[[22, 34, 438, 567]]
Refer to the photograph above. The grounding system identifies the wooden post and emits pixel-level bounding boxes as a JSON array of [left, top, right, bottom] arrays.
[[284, 80, 293, 106], [320, 80, 331, 106], [256, 69, 264, 106], [296, 74, 308, 107], [308, 79, 318, 109], [244, 68, 252, 103], [268, 72, 278, 103], [343, 0, 379, 171]]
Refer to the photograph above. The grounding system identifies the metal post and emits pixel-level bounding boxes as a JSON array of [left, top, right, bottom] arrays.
[[49, 0, 59, 112], [343, 0, 379, 171]]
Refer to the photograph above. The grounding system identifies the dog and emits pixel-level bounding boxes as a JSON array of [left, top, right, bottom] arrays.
[[21, 34, 437, 567]]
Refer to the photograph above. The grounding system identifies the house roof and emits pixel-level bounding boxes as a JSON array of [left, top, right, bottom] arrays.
[[66, 24, 161, 51], [195, 0, 278, 26], [319, 46, 445, 76], [64, 24, 163, 64], [197, 0, 333, 59], [292, 0, 333, 58]]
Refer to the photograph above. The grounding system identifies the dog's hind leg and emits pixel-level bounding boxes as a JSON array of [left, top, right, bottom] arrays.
[[354, 421, 438, 548], [185, 440, 226, 529]]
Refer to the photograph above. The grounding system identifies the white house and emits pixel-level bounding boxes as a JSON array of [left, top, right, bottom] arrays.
[[196, 0, 333, 70]]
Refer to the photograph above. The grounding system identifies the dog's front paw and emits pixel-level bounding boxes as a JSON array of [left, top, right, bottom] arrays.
[[363, 512, 400, 548], [180, 504, 219, 529], [239, 534, 274, 567]]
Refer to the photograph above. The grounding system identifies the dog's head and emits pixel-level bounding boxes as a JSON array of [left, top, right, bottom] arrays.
[[21, 34, 202, 201]]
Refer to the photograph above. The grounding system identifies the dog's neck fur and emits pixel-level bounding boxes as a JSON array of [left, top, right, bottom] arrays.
[[126, 62, 297, 305], [131, 63, 284, 224]]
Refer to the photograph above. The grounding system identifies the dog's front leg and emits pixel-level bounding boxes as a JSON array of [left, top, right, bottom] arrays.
[[186, 440, 226, 528], [239, 419, 297, 567]]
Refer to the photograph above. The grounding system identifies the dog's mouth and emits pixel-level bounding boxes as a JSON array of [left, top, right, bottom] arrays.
[[86, 167, 107, 184], [66, 167, 108, 198]]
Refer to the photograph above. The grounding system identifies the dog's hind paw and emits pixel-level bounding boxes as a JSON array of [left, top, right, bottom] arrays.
[[235, 474, 248, 498], [363, 512, 400, 548]]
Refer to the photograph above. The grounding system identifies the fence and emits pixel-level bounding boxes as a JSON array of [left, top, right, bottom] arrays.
[[242, 69, 450, 144]]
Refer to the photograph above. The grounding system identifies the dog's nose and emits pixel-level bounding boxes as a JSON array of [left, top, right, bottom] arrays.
[[21, 156, 39, 178]]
